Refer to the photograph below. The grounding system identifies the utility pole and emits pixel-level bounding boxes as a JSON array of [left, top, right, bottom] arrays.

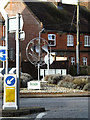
[[76, 0, 79, 75]]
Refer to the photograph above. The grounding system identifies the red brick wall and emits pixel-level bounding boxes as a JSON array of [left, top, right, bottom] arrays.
[[41, 32, 90, 66], [80, 1, 90, 10], [0, 24, 3, 46]]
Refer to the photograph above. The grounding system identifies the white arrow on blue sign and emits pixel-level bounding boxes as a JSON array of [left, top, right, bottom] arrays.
[[5, 76, 15, 86], [0, 46, 6, 61]]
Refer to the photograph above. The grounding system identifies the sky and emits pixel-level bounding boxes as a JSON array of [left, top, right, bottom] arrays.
[[0, 0, 89, 5]]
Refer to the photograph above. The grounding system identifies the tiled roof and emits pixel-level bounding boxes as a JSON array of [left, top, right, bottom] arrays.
[[24, 2, 90, 33]]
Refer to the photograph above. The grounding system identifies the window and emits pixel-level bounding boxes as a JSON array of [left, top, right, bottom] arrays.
[[67, 35, 74, 46], [84, 35, 90, 47], [83, 57, 87, 66], [71, 57, 75, 65], [48, 34, 56, 46]]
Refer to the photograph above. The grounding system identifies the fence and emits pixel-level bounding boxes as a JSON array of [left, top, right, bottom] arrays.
[[40, 69, 67, 78]]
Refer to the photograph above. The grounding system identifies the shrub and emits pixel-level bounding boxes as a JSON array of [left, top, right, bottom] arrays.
[[20, 73, 33, 88], [64, 74, 73, 82], [44, 74, 64, 84], [58, 80, 76, 89], [69, 65, 77, 76], [79, 66, 88, 75], [73, 78, 88, 85], [44, 75, 51, 81], [83, 83, 90, 91], [73, 78, 88, 89]]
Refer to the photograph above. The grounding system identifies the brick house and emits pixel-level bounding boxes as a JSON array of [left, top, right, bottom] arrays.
[[0, 13, 4, 46], [1, 1, 90, 77], [0, 13, 5, 67]]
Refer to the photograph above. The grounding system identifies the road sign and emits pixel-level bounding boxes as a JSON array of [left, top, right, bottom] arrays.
[[44, 54, 54, 65], [19, 31, 25, 41], [0, 50, 6, 61], [3, 74, 18, 110], [8, 15, 23, 32], [5, 76, 15, 86], [0, 46, 6, 61], [0, 68, 16, 77], [27, 81, 40, 90]]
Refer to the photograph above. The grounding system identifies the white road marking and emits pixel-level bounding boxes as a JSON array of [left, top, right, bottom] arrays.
[[35, 112, 47, 119]]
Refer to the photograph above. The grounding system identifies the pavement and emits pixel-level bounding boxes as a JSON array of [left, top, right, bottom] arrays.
[[1, 107, 45, 117], [0, 86, 89, 117]]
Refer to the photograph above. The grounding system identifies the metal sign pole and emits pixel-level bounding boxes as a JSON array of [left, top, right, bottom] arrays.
[[16, 13, 20, 109], [5, 14, 9, 74], [76, 0, 79, 75], [38, 28, 44, 80], [47, 52, 50, 75], [38, 29, 41, 81]]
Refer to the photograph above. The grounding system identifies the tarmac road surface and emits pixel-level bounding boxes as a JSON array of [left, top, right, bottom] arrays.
[[0, 97, 90, 120]]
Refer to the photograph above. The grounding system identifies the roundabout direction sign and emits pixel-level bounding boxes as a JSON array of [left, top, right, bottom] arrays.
[[0, 46, 6, 61], [44, 54, 54, 65], [3, 74, 18, 110]]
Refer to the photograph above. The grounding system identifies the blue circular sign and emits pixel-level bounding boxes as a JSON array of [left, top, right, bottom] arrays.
[[5, 76, 15, 86]]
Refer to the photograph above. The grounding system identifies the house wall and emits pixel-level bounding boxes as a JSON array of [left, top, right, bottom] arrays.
[[80, 1, 90, 10], [0, 19, 4, 67], [0, 24, 3, 45], [41, 32, 90, 66], [5, 2, 42, 61]]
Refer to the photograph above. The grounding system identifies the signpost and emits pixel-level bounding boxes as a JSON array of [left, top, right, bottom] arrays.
[[3, 13, 25, 110], [3, 74, 17, 109]]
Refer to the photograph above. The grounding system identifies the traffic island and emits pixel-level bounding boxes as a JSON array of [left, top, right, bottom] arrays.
[[2, 107, 45, 117]]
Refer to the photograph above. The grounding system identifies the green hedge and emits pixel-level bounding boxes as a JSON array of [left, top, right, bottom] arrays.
[[69, 65, 90, 76]]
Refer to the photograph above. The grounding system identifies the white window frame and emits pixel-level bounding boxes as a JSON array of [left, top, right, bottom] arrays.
[[67, 35, 74, 46], [83, 57, 87, 66], [71, 57, 75, 65], [84, 35, 90, 47], [48, 34, 56, 46]]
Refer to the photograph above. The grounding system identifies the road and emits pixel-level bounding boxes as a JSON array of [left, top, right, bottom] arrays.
[[0, 97, 89, 119]]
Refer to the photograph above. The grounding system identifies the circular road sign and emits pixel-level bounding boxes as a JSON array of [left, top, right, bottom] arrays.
[[5, 76, 15, 86]]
